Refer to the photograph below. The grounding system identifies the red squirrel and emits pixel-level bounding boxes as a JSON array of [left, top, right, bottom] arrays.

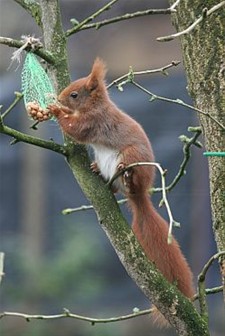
[[48, 58, 194, 303]]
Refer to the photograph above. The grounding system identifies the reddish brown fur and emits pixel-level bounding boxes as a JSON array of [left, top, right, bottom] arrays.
[[48, 59, 194, 322]]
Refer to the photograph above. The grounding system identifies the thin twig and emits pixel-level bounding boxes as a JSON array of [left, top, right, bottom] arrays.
[[0, 307, 153, 323], [193, 285, 223, 301], [166, 127, 202, 192], [197, 251, 225, 322], [131, 80, 225, 131], [1, 92, 23, 119], [66, 7, 177, 36], [108, 161, 179, 244], [199, 251, 225, 282], [66, 0, 120, 36], [62, 204, 94, 215], [0, 283, 222, 323], [62, 198, 127, 215], [0, 116, 67, 156], [0, 36, 55, 65], [157, 1, 225, 42], [107, 61, 180, 89]]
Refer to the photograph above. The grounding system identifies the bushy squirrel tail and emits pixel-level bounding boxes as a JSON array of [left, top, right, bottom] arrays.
[[128, 192, 194, 327]]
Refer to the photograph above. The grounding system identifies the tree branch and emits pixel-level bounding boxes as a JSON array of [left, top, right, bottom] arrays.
[[0, 115, 67, 156], [66, 0, 120, 36], [66, 7, 177, 36], [107, 60, 180, 89], [0, 36, 55, 65], [193, 285, 223, 301], [166, 126, 202, 191], [107, 66, 225, 131], [14, 0, 42, 27], [198, 251, 225, 323], [1, 92, 23, 119], [62, 198, 127, 215], [0, 284, 222, 324], [0, 307, 153, 324], [157, 1, 225, 42], [131, 80, 225, 131]]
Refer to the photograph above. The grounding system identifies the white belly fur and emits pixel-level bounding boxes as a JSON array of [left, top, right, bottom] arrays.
[[91, 144, 119, 181]]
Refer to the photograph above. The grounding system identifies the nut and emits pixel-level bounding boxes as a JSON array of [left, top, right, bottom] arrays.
[[26, 101, 52, 122]]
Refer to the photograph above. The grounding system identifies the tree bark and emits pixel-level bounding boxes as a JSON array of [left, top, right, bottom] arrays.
[[169, 0, 225, 300], [39, 0, 70, 91]]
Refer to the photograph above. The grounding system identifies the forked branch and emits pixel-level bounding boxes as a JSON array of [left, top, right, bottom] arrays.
[[157, 1, 225, 42]]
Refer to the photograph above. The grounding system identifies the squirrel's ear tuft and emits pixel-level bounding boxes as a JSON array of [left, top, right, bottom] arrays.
[[86, 58, 107, 91], [92, 58, 107, 80]]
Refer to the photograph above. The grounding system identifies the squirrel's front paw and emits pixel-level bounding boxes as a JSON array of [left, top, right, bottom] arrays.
[[47, 104, 62, 117], [48, 104, 73, 119]]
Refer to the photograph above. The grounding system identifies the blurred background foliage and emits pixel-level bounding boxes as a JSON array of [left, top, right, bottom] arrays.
[[0, 1, 224, 335]]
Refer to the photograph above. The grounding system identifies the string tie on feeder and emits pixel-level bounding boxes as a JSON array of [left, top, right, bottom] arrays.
[[10, 35, 43, 67]]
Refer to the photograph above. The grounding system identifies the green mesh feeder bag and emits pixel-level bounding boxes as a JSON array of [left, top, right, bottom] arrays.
[[21, 53, 56, 121]]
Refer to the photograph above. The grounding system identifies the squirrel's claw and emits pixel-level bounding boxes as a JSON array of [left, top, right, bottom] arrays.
[[90, 162, 100, 174]]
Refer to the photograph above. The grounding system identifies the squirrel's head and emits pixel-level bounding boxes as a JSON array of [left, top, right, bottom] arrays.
[[58, 58, 107, 112]]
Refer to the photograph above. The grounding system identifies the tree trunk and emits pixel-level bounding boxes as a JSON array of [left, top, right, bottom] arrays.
[[170, 0, 225, 299]]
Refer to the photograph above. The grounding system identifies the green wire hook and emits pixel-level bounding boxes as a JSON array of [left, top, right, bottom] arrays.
[[204, 152, 225, 157]]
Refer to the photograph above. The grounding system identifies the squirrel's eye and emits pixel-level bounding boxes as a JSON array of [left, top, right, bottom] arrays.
[[70, 91, 78, 99]]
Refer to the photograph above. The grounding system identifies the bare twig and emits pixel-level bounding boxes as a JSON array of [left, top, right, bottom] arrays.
[[198, 251, 225, 322], [62, 198, 127, 215], [0, 36, 55, 65], [193, 285, 223, 301], [166, 127, 202, 192], [1, 92, 23, 119], [0, 284, 222, 323], [66, 0, 120, 36], [66, 7, 177, 36], [108, 161, 179, 244], [62, 204, 94, 215], [0, 307, 153, 324], [131, 80, 225, 131], [110, 68, 221, 130], [157, 1, 225, 42], [107, 61, 180, 89], [199, 251, 225, 283]]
